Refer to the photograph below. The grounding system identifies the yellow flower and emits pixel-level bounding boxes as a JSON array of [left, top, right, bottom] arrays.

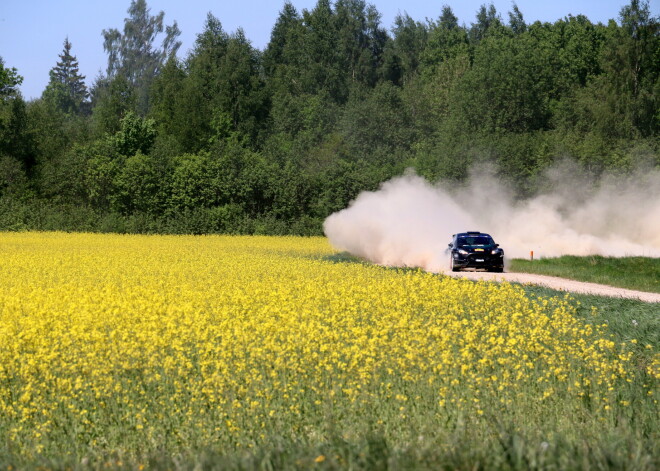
[[0, 232, 643, 457]]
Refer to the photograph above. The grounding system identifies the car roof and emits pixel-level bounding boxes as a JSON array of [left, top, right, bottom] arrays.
[[456, 232, 491, 237]]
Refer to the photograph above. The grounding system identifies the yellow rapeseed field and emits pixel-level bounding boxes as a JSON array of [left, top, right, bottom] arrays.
[[0, 232, 652, 461]]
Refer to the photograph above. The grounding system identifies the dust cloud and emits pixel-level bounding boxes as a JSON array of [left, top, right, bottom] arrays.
[[323, 164, 660, 272]]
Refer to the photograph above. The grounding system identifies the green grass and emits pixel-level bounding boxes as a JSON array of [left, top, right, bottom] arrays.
[[510, 255, 660, 293]]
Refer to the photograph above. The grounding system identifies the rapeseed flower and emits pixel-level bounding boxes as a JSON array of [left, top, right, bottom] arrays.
[[0, 232, 652, 458]]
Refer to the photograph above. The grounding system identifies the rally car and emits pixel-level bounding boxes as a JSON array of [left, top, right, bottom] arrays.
[[447, 231, 504, 272]]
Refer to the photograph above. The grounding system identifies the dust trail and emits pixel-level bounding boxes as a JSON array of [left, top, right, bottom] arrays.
[[323, 165, 660, 272]]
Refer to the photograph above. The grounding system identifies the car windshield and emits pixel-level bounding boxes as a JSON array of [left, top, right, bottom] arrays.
[[458, 236, 493, 247]]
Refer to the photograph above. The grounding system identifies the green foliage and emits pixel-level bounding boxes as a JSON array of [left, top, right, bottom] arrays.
[[0, 196, 99, 232], [109, 111, 156, 157], [168, 14, 268, 152], [0, 155, 30, 198], [168, 153, 212, 212], [0, 57, 23, 98], [114, 151, 167, 214], [37, 142, 91, 205], [5, 0, 660, 235], [452, 33, 553, 134], [422, 11, 469, 71], [207, 139, 273, 216], [470, 3, 504, 42], [0, 58, 34, 172], [86, 155, 121, 211], [26, 98, 90, 171], [102, 0, 181, 114], [148, 57, 186, 141], [215, 30, 268, 143], [0, 97, 34, 173], [300, 0, 345, 102], [508, 3, 527, 34], [334, 0, 388, 88], [91, 75, 136, 135], [340, 82, 415, 166], [42, 38, 89, 115], [382, 13, 428, 84]]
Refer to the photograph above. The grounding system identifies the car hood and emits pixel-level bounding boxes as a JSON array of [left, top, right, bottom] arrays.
[[461, 245, 498, 252]]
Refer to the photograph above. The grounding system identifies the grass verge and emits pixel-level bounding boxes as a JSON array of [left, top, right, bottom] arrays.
[[510, 255, 660, 293]]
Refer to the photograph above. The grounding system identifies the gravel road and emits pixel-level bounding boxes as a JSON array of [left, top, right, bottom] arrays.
[[444, 270, 660, 304]]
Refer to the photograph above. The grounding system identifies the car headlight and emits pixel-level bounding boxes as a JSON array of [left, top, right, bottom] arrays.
[[458, 249, 469, 255], [491, 248, 503, 255]]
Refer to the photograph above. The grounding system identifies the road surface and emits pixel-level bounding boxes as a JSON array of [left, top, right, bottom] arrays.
[[443, 270, 660, 303]]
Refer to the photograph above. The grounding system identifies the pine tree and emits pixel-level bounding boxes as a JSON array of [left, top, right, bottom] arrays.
[[43, 38, 89, 114]]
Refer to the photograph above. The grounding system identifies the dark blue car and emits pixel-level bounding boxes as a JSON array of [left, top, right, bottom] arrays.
[[447, 231, 504, 272]]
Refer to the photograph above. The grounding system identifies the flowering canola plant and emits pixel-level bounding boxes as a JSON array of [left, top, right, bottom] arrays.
[[0, 232, 653, 459]]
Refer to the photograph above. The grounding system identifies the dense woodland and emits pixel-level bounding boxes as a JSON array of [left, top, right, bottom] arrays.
[[0, 0, 658, 234]]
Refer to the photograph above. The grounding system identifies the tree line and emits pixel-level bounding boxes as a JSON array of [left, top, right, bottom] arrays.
[[0, 0, 658, 234]]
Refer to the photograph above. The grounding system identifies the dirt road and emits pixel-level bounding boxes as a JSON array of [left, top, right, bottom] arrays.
[[444, 270, 660, 303]]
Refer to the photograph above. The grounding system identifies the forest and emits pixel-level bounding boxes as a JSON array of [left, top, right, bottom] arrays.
[[0, 0, 658, 235]]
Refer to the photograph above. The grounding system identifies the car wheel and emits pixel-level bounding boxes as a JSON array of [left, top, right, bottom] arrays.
[[490, 267, 503, 273], [450, 255, 460, 272]]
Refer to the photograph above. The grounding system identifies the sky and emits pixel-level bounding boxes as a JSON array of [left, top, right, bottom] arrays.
[[1, 0, 656, 100]]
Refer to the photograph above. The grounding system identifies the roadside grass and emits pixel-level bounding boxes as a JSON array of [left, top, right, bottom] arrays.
[[510, 256, 660, 293]]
